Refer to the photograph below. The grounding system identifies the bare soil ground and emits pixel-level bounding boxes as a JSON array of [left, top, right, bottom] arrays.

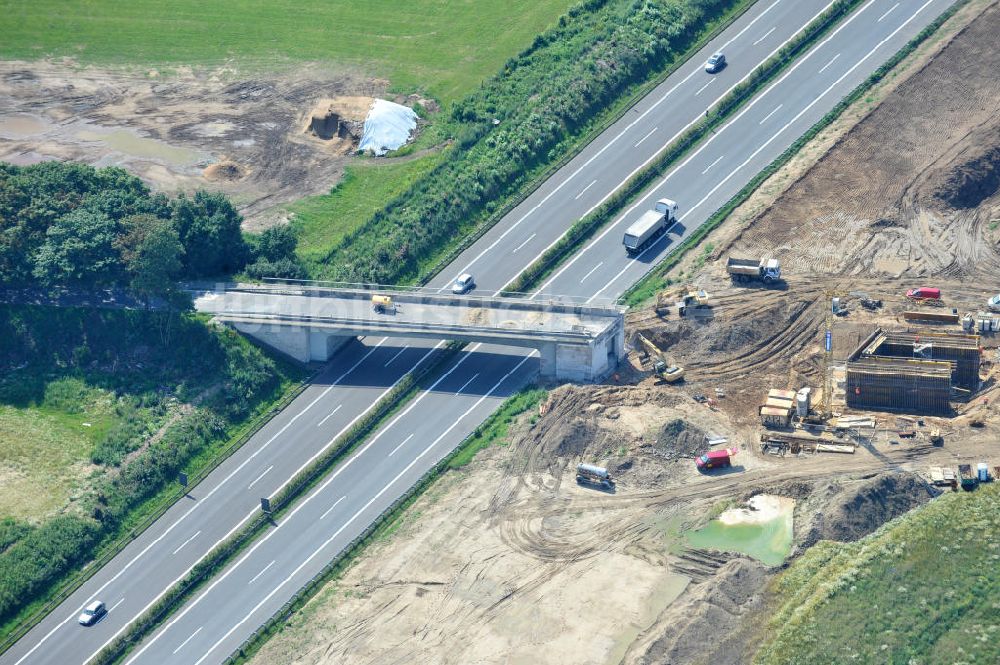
[[248, 5, 1000, 665], [0, 61, 433, 229]]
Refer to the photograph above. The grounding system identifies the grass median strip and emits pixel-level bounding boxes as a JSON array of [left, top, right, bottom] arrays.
[[506, 0, 869, 295], [621, 0, 968, 307], [90, 342, 463, 665]]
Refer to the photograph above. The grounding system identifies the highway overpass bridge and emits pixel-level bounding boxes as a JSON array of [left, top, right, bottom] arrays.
[[192, 283, 625, 381]]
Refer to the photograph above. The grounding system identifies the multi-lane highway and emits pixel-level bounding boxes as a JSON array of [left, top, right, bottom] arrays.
[[2, 0, 955, 663]]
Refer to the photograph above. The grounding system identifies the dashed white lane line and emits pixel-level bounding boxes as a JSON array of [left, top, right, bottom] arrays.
[[878, 2, 900, 21], [528, 0, 841, 298], [109, 599, 125, 612], [247, 465, 273, 491], [317, 404, 342, 427], [384, 345, 410, 367], [248, 561, 275, 585], [320, 497, 347, 521], [574, 179, 598, 200], [512, 233, 536, 253], [171, 531, 201, 556], [634, 127, 658, 147], [701, 155, 724, 174], [580, 262, 604, 283], [388, 434, 415, 458], [759, 104, 783, 125], [187, 354, 537, 665], [818, 52, 841, 73], [695, 78, 715, 96], [172, 627, 202, 655], [753, 26, 776, 45], [585, 0, 937, 304]]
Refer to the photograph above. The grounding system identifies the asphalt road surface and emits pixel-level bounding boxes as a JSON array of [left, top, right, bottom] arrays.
[[2, 0, 955, 663]]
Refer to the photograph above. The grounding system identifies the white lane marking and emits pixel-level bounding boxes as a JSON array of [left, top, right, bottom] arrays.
[[574, 179, 597, 200], [384, 345, 410, 367], [109, 599, 125, 612], [388, 434, 415, 458], [21, 339, 394, 665], [818, 52, 840, 73], [753, 26, 776, 45], [695, 78, 715, 96], [172, 627, 202, 655], [440, 0, 790, 291], [701, 155, 724, 174], [248, 560, 275, 584], [86, 341, 444, 665], [580, 262, 605, 283], [171, 531, 201, 556], [878, 2, 899, 21], [759, 103, 783, 125], [247, 465, 273, 490], [634, 127, 658, 147], [512, 233, 536, 253], [124, 343, 489, 665], [320, 496, 347, 520], [527, 0, 841, 298], [456, 372, 481, 395], [587, 0, 937, 303], [188, 353, 537, 665], [317, 404, 342, 427]]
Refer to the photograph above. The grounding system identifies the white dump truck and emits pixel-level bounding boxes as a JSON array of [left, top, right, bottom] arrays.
[[623, 198, 678, 255], [726, 256, 782, 283], [576, 463, 614, 489]]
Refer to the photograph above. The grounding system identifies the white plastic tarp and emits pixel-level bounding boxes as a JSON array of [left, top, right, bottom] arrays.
[[358, 99, 418, 156]]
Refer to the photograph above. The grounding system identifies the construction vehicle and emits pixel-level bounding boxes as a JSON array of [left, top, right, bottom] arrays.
[[695, 447, 739, 471], [958, 464, 977, 490], [371, 294, 395, 314], [726, 256, 781, 283], [576, 463, 613, 489], [633, 332, 685, 383], [929, 429, 944, 446], [623, 198, 678, 255], [655, 286, 710, 317]]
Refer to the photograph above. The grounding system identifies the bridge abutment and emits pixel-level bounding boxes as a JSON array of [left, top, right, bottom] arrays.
[[233, 323, 351, 363]]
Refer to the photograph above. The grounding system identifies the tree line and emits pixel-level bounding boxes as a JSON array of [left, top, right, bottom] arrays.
[[0, 161, 303, 301]]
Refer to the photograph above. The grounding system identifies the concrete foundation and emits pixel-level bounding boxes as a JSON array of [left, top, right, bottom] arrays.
[[234, 323, 351, 363]]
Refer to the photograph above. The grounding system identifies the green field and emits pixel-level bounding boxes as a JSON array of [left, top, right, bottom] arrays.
[[0, 0, 576, 104], [757, 484, 1000, 665], [291, 151, 445, 265]]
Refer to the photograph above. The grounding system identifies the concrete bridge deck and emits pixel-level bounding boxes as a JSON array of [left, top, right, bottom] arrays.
[[192, 283, 626, 381]]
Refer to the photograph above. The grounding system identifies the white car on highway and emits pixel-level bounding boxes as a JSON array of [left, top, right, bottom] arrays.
[[78, 600, 106, 626], [452, 273, 475, 294]]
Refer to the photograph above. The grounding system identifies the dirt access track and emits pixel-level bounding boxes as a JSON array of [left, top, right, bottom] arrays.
[[0, 62, 430, 229], [247, 4, 1000, 665]]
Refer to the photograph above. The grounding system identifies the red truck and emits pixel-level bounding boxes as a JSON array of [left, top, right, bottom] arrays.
[[906, 287, 941, 301], [695, 447, 738, 470]]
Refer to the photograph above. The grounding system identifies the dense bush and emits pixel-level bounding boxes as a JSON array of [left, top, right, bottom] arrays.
[[317, 0, 735, 283], [0, 162, 263, 290], [0, 305, 301, 626]]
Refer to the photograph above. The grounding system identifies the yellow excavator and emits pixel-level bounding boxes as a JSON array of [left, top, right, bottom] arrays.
[[632, 332, 685, 383], [655, 286, 710, 317]]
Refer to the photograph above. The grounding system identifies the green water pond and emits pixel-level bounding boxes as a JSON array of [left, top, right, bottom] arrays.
[[684, 499, 794, 566]]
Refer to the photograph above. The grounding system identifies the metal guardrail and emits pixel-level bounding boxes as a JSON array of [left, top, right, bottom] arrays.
[[0, 376, 314, 656]]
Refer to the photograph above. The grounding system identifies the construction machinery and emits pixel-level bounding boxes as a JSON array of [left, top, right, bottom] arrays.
[[726, 256, 781, 283], [655, 286, 711, 317], [576, 463, 614, 489], [632, 332, 685, 383]]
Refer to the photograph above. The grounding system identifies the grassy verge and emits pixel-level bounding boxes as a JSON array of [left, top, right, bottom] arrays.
[[0, 309, 308, 650], [756, 484, 1000, 664], [90, 342, 465, 664], [221, 385, 546, 665], [506, 0, 869, 295], [0, 0, 578, 105], [292, 153, 446, 265], [619, 0, 967, 308]]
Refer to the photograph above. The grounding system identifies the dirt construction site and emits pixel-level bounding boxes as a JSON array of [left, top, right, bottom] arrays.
[[0, 61, 434, 229], [247, 3, 1000, 665]]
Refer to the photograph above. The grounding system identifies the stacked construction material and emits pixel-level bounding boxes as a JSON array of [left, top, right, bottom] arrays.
[[760, 388, 796, 427]]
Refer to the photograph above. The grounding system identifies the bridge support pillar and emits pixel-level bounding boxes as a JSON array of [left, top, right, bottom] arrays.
[[232, 323, 352, 363], [537, 318, 624, 382]]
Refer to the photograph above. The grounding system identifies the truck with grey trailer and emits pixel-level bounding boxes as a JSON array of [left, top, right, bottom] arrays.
[[623, 198, 678, 255], [576, 463, 614, 489]]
